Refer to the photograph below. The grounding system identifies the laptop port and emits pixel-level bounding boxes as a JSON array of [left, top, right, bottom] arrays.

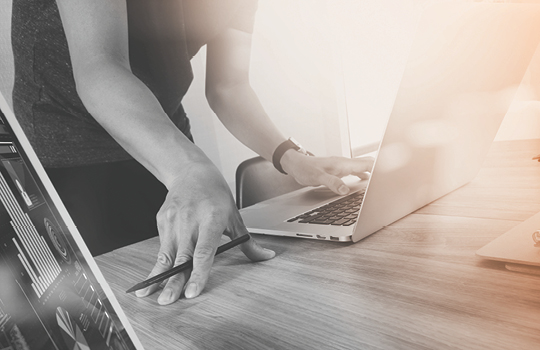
[[296, 233, 313, 238], [316, 235, 326, 240], [329, 236, 340, 241]]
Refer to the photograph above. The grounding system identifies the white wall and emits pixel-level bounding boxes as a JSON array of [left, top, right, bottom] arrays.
[[328, 0, 430, 151], [330, 0, 540, 148]]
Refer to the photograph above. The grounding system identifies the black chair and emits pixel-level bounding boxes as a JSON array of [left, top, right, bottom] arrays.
[[235, 156, 305, 209]]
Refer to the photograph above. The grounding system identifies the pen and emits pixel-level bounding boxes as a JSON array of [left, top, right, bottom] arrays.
[[125, 234, 251, 293]]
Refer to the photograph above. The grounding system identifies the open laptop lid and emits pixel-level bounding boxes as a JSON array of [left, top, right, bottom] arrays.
[[0, 94, 144, 349], [353, 2, 540, 242]]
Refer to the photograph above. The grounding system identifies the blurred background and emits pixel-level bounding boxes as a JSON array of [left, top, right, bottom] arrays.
[[1, 0, 539, 194]]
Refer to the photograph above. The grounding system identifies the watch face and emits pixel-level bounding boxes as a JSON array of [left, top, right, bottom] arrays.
[[288, 137, 302, 149], [289, 138, 310, 155]]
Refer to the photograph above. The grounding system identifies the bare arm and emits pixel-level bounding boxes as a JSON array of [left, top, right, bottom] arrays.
[[57, 0, 201, 187], [56, 0, 274, 305], [206, 28, 286, 161], [206, 28, 374, 194]]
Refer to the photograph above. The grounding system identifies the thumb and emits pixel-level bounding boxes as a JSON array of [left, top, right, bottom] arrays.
[[232, 220, 275, 262]]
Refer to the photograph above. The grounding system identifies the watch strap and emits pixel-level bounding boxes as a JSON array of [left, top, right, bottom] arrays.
[[272, 138, 312, 174]]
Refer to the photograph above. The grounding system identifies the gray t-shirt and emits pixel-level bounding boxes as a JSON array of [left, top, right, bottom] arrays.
[[11, 0, 257, 167]]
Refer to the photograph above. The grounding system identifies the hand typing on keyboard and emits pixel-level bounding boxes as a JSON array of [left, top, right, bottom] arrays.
[[279, 149, 375, 195]]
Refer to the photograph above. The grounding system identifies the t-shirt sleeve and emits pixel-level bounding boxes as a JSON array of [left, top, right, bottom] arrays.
[[229, 0, 259, 33]]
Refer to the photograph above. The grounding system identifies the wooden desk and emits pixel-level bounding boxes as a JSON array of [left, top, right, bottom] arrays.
[[96, 139, 540, 350]]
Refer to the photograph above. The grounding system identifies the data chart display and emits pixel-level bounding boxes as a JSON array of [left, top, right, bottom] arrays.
[[0, 110, 137, 350]]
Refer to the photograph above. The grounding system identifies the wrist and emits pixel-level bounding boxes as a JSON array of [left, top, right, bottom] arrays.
[[160, 145, 214, 190], [272, 137, 313, 175], [166, 157, 226, 192], [280, 148, 306, 175]]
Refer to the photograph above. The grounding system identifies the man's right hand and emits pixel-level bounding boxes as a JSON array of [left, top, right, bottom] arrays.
[[135, 160, 275, 305]]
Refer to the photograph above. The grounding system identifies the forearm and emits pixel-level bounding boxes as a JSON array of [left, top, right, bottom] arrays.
[[206, 83, 287, 162], [75, 60, 209, 188]]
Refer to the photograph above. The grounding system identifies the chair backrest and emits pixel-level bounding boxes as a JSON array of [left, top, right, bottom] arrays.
[[235, 156, 305, 209]]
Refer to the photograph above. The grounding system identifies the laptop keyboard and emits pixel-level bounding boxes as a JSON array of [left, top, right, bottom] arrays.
[[286, 190, 365, 226]]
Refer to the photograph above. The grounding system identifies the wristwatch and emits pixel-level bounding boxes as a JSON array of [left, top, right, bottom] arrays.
[[272, 137, 313, 174]]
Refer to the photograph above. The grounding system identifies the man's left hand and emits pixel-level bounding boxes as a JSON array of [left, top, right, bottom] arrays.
[[280, 149, 375, 195]]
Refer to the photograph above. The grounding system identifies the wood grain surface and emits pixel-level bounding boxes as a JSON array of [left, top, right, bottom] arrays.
[[96, 139, 540, 350]]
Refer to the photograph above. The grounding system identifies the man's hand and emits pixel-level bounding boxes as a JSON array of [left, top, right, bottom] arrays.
[[280, 149, 375, 195], [135, 160, 275, 305]]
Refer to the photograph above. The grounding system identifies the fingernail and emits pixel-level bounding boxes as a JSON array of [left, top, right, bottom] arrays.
[[135, 288, 149, 298], [184, 283, 198, 299], [264, 248, 276, 257], [158, 288, 173, 305], [338, 185, 350, 195]]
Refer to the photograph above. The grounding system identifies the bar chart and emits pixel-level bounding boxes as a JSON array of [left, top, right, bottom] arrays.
[[0, 172, 61, 298]]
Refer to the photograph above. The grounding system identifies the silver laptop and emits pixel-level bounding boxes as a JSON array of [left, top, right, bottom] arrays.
[[0, 95, 144, 349], [241, 2, 540, 243], [476, 211, 540, 268]]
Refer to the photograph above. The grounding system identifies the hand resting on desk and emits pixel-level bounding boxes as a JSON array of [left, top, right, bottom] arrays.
[[134, 160, 275, 305]]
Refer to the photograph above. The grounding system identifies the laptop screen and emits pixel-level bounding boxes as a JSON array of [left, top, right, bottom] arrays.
[[0, 108, 138, 349]]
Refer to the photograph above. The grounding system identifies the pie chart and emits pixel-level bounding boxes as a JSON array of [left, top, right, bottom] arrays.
[[56, 307, 90, 350], [45, 218, 71, 264]]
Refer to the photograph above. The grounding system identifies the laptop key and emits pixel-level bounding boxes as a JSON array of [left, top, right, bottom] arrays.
[[331, 218, 349, 226], [299, 216, 320, 223], [309, 219, 334, 225]]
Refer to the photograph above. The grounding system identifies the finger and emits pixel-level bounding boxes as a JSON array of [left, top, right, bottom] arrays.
[[155, 218, 197, 304], [136, 209, 188, 299], [318, 172, 350, 195], [157, 254, 193, 305], [135, 248, 176, 298], [184, 222, 223, 299], [327, 156, 375, 178], [239, 234, 276, 262], [350, 156, 375, 174], [229, 220, 275, 261], [356, 172, 371, 181]]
